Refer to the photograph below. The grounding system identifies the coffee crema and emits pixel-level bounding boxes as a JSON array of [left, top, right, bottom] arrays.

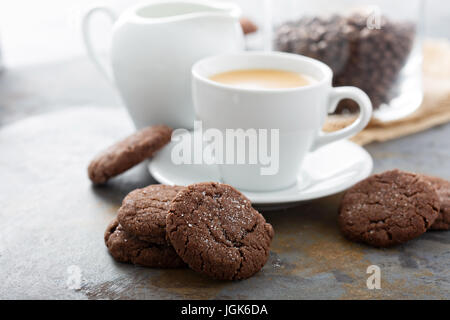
[[209, 69, 312, 89]]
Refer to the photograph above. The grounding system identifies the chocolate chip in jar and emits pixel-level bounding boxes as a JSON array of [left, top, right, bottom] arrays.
[[274, 12, 416, 113]]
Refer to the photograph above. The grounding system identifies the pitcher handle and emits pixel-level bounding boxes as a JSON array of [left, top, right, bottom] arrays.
[[311, 86, 372, 152], [81, 6, 117, 83]]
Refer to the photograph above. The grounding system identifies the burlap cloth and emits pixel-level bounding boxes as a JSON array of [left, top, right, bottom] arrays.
[[323, 39, 450, 146]]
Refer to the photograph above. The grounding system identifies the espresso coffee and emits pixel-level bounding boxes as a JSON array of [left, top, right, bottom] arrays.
[[209, 69, 312, 89]]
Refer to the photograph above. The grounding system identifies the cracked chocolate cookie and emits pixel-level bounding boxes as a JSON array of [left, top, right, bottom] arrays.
[[422, 175, 450, 230], [118, 185, 185, 244], [166, 182, 274, 280], [104, 218, 186, 268], [88, 125, 172, 184], [339, 170, 440, 247]]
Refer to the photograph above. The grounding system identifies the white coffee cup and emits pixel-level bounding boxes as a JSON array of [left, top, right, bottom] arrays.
[[192, 52, 372, 191]]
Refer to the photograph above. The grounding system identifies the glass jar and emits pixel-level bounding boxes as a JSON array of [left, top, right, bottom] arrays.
[[271, 0, 424, 120], [227, 0, 273, 50]]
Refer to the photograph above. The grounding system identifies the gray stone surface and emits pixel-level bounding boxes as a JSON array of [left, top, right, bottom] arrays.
[[0, 58, 449, 300]]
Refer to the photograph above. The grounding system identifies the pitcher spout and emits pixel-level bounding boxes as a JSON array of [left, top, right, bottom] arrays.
[[200, 0, 242, 20]]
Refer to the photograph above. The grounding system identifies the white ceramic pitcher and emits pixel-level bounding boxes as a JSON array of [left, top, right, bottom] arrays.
[[82, 0, 244, 129]]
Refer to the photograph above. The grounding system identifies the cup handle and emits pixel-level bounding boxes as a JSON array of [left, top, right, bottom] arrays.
[[310, 86, 372, 152], [81, 6, 117, 83]]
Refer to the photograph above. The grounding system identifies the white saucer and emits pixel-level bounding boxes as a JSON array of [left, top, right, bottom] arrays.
[[148, 134, 373, 208]]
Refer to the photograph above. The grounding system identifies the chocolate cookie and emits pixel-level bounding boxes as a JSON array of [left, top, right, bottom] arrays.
[[166, 182, 274, 280], [422, 175, 450, 230], [339, 170, 440, 247], [118, 185, 185, 244], [104, 218, 185, 268], [88, 125, 172, 184]]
